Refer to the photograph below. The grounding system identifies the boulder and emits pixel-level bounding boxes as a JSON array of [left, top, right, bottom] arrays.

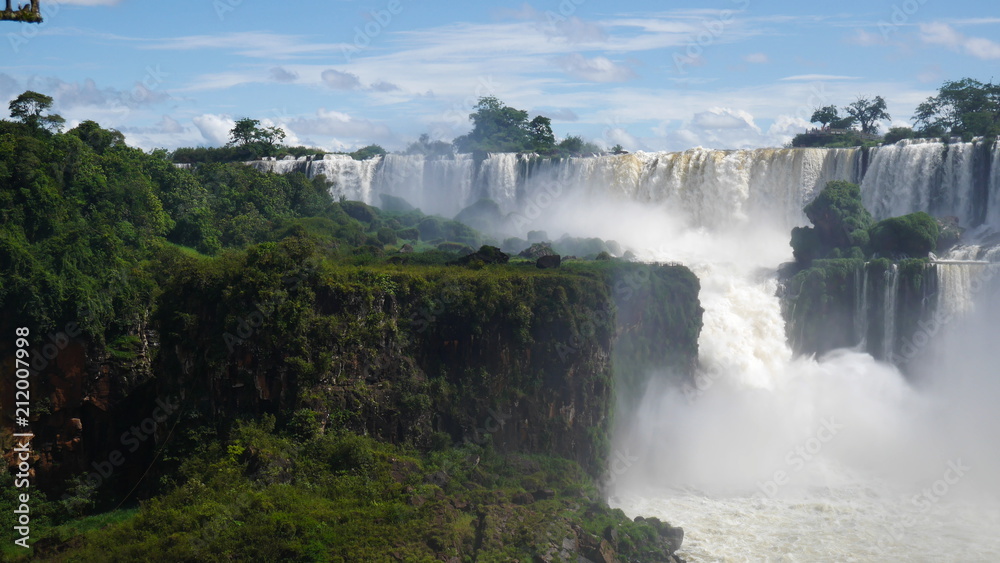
[[536, 254, 561, 269]]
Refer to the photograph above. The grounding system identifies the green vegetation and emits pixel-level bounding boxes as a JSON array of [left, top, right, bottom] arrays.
[[869, 212, 939, 259], [0, 106, 702, 560], [452, 96, 600, 156], [790, 181, 942, 266], [914, 78, 1000, 139], [795, 78, 999, 146], [4, 420, 681, 562], [783, 182, 943, 362], [227, 117, 286, 159], [8, 91, 63, 132], [790, 181, 874, 264]]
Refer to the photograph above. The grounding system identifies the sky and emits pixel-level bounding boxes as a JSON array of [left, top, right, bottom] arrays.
[[2, 0, 998, 153]]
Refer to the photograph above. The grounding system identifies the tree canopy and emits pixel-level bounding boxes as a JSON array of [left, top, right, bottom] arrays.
[[914, 78, 1000, 139], [846, 96, 890, 135], [453, 96, 596, 156], [228, 117, 286, 158], [8, 90, 64, 132]]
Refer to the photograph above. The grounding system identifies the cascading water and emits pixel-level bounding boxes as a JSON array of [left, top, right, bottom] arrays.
[[249, 140, 1000, 559], [882, 263, 899, 361]]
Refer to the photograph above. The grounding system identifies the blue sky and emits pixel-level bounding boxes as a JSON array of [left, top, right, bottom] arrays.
[[3, 0, 998, 152]]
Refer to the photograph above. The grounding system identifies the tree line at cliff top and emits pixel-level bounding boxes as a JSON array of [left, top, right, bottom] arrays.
[[796, 77, 1000, 147], [7, 77, 999, 164]]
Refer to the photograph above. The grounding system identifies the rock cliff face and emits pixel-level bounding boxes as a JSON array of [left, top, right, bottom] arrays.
[[3, 241, 703, 492]]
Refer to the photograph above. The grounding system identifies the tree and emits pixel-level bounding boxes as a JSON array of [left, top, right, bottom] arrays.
[[810, 105, 841, 128], [227, 117, 285, 157], [913, 78, 1000, 138], [405, 133, 453, 157], [528, 115, 555, 154], [453, 96, 531, 153], [883, 126, 915, 144], [846, 96, 890, 135], [350, 144, 386, 160], [557, 135, 600, 157], [8, 90, 64, 131], [69, 120, 126, 154]]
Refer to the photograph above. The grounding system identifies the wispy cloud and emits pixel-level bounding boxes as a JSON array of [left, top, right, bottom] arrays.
[[555, 54, 636, 83], [919, 22, 1000, 60], [779, 74, 860, 82], [141, 32, 350, 60]]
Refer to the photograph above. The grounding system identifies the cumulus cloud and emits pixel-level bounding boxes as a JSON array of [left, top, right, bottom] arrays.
[[919, 22, 1000, 60], [193, 114, 235, 146], [555, 54, 635, 83], [25, 76, 170, 110], [287, 108, 392, 140], [692, 107, 760, 131], [369, 81, 400, 92], [270, 67, 298, 83], [321, 69, 362, 90]]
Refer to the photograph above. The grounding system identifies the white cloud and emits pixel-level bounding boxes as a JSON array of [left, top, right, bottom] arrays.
[[287, 108, 392, 141], [743, 52, 769, 64], [539, 108, 579, 122], [142, 32, 350, 60], [503, 5, 607, 43], [555, 54, 635, 83], [321, 69, 361, 90], [919, 22, 1000, 60], [692, 107, 760, 132], [192, 114, 235, 146]]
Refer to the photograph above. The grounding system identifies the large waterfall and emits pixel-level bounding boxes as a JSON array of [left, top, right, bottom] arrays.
[[253, 140, 1000, 560], [251, 139, 1000, 237]]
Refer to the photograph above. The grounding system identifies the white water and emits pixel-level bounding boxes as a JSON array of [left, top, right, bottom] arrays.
[[251, 141, 1000, 560]]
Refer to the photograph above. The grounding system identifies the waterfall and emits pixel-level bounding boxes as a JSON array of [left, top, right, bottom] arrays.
[[854, 263, 869, 348], [881, 263, 899, 361], [861, 138, 999, 230], [246, 141, 999, 242]]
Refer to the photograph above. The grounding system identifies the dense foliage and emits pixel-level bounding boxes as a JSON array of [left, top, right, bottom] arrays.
[[453, 96, 601, 156], [790, 181, 873, 263], [914, 78, 1000, 139], [0, 115, 702, 560], [869, 212, 939, 259]]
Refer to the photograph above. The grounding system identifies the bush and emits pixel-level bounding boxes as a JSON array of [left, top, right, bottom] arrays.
[[869, 212, 939, 258]]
